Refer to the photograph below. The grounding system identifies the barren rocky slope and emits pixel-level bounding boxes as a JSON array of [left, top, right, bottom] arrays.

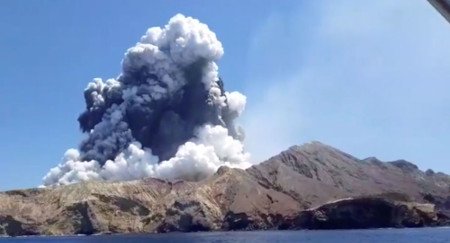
[[248, 142, 450, 210], [1, 142, 449, 236]]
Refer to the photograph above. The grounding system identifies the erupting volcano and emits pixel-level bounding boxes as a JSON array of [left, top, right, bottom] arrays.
[[43, 14, 250, 186]]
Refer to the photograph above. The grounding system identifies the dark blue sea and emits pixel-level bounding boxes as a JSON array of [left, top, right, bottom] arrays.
[[1, 228, 450, 242]]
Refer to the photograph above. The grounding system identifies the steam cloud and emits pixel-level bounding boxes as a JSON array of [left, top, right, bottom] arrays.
[[43, 14, 251, 186]]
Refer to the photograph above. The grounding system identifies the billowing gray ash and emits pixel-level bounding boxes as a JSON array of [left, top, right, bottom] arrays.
[[43, 14, 250, 186]]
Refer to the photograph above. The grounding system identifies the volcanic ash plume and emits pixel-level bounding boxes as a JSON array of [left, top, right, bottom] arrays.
[[42, 14, 251, 186]]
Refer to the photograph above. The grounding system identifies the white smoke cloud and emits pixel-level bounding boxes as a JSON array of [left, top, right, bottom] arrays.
[[43, 149, 102, 186], [42, 14, 250, 186], [43, 125, 250, 186], [139, 14, 224, 65], [225, 91, 247, 115], [155, 125, 251, 181]]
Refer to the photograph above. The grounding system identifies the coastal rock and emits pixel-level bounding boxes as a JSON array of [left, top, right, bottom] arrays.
[[296, 197, 448, 229], [247, 142, 450, 211], [1, 141, 450, 236]]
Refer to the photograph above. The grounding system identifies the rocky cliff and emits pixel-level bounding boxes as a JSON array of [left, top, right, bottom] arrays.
[[1, 142, 449, 236]]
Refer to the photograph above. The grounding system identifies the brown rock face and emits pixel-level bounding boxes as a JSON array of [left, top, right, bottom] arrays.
[[247, 142, 450, 211], [0, 167, 301, 236], [1, 141, 450, 236], [296, 197, 446, 229]]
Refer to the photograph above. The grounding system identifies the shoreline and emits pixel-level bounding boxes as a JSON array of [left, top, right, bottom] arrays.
[[4, 226, 450, 238]]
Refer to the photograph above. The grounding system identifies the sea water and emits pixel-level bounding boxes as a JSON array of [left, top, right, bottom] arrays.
[[1, 227, 450, 243]]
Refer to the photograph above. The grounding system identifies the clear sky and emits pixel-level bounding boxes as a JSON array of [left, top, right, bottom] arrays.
[[0, 0, 449, 190]]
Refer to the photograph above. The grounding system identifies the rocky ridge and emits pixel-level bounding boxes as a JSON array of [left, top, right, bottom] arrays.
[[1, 142, 449, 236]]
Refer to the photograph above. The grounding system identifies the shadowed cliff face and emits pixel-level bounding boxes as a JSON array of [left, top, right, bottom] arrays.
[[1, 142, 450, 236], [296, 197, 444, 229]]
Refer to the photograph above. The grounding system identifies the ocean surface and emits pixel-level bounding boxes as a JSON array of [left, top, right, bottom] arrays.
[[1, 227, 450, 243]]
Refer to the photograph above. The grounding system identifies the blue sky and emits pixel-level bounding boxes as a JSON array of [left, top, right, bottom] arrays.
[[1, 0, 449, 190]]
